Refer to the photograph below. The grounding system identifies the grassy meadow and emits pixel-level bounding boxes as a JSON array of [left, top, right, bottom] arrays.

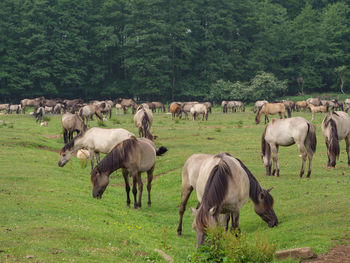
[[0, 105, 350, 262]]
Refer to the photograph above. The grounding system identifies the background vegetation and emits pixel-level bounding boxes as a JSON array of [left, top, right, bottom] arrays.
[[1, 0, 350, 102], [1, 107, 350, 262]]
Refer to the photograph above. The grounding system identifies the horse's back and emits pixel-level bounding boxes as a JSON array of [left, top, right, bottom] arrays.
[[182, 154, 212, 190], [137, 138, 157, 171], [323, 111, 350, 139]]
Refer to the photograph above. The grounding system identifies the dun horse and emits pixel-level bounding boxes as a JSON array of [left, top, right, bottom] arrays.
[[255, 103, 289, 124], [58, 127, 135, 169], [261, 117, 317, 177], [79, 104, 103, 124], [90, 137, 167, 208], [177, 153, 278, 247], [190, 103, 208, 121], [61, 113, 87, 143], [321, 111, 350, 168], [134, 105, 154, 140], [308, 104, 327, 121]]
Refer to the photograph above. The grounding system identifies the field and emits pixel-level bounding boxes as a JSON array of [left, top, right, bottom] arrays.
[[1, 106, 350, 262]]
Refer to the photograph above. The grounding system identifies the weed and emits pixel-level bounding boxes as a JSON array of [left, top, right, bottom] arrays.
[[214, 127, 221, 132], [97, 120, 107, 127], [43, 116, 51, 122], [236, 120, 243, 128]]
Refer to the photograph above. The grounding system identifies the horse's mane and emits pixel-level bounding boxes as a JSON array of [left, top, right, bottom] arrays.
[[235, 158, 274, 207], [91, 136, 138, 184], [196, 153, 231, 232], [61, 131, 84, 152]]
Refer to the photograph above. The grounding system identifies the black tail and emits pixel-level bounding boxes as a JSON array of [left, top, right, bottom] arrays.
[[305, 122, 317, 153], [156, 146, 168, 156]]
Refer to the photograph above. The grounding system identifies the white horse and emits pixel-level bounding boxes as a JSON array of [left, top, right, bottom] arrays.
[[261, 117, 317, 177], [190, 103, 208, 121], [134, 105, 153, 140], [58, 127, 135, 169], [321, 111, 350, 168]]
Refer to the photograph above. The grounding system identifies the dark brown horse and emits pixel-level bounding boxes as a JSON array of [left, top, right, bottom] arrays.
[[90, 137, 167, 208]]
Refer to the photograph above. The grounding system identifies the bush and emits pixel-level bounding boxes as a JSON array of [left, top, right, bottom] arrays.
[[189, 226, 276, 263]]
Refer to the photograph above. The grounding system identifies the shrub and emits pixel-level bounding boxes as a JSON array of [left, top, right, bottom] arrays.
[[189, 226, 276, 263]]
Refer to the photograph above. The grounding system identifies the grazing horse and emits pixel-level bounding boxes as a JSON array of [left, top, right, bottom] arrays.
[[152, 102, 165, 113], [255, 103, 288, 124], [308, 104, 327, 121], [63, 99, 84, 113], [261, 117, 317, 177], [118, 98, 137, 114], [177, 153, 278, 247], [79, 104, 103, 124], [296, 101, 308, 112], [190, 103, 208, 121], [203, 102, 212, 113], [253, 100, 268, 114], [34, 107, 45, 122], [21, 97, 45, 114], [9, 104, 22, 114], [0, 104, 9, 113], [61, 113, 87, 143], [58, 127, 135, 169], [134, 105, 154, 140], [90, 137, 167, 208], [321, 111, 350, 168], [169, 102, 182, 119]]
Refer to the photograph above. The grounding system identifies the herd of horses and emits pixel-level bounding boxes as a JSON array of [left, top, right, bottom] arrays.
[[2, 95, 350, 248]]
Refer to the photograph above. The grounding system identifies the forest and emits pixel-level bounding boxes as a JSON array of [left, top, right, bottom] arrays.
[[0, 0, 349, 102]]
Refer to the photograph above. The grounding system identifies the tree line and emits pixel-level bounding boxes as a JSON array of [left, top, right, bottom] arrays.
[[0, 0, 349, 103]]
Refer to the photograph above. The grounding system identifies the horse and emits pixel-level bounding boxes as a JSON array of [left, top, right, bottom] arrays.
[[221, 101, 228, 113], [182, 104, 193, 119], [53, 103, 65, 114], [321, 111, 350, 168], [190, 103, 208, 121], [90, 137, 168, 208], [253, 100, 268, 114], [34, 107, 45, 122], [79, 104, 103, 124], [261, 117, 317, 177], [176, 153, 278, 247], [306, 98, 321, 106], [344, 99, 350, 112], [118, 98, 137, 114], [255, 103, 288, 124], [203, 102, 212, 113], [0, 104, 9, 113], [169, 102, 182, 119], [21, 97, 45, 114], [134, 105, 154, 140], [58, 127, 135, 169], [152, 102, 165, 113], [8, 104, 22, 114], [61, 113, 87, 143], [296, 100, 308, 112], [308, 103, 327, 121], [226, 101, 244, 112], [63, 99, 84, 113]]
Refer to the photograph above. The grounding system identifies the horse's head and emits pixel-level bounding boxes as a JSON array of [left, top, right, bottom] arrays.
[[91, 168, 109, 199], [253, 188, 278, 228], [190, 206, 217, 248], [58, 150, 72, 167]]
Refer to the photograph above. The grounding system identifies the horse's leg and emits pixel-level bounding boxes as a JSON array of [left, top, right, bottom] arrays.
[[63, 129, 68, 143], [271, 144, 279, 176], [136, 172, 143, 208], [131, 174, 138, 208], [231, 212, 240, 236], [95, 152, 100, 164], [122, 169, 131, 207], [297, 143, 307, 178], [279, 112, 282, 119], [306, 145, 314, 178], [311, 112, 314, 121], [146, 166, 154, 207], [345, 135, 350, 166], [177, 185, 194, 236]]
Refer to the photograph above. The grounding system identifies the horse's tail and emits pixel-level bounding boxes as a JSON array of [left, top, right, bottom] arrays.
[[325, 118, 340, 159], [156, 146, 168, 156], [196, 155, 231, 232], [142, 110, 153, 140], [261, 125, 270, 157], [305, 122, 317, 153]]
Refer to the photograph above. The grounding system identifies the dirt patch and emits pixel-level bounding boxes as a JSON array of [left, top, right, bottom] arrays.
[[303, 243, 350, 263], [37, 145, 60, 153], [41, 134, 61, 139]]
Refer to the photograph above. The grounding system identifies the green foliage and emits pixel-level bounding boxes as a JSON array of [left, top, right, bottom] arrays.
[[189, 226, 276, 263], [97, 120, 107, 127]]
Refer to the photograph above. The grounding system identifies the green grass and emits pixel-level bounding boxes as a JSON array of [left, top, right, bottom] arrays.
[[0, 108, 350, 262]]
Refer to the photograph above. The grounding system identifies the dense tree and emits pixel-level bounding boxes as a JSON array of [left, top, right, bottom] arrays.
[[0, 0, 349, 102]]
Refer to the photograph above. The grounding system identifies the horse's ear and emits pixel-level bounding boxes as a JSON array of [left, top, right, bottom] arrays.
[[190, 207, 196, 216], [267, 187, 274, 193], [209, 206, 217, 215]]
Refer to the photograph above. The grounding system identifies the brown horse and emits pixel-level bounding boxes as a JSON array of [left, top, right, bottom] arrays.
[[308, 104, 327, 121], [177, 153, 278, 247], [255, 103, 289, 124], [261, 117, 317, 177], [61, 113, 87, 143], [152, 102, 165, 112], [169, 102, 182, 119], [90, 137, 167, 208], [118, 98, 137, 114], [296, 101, 308, 112], [321, 111, 350, 168]]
